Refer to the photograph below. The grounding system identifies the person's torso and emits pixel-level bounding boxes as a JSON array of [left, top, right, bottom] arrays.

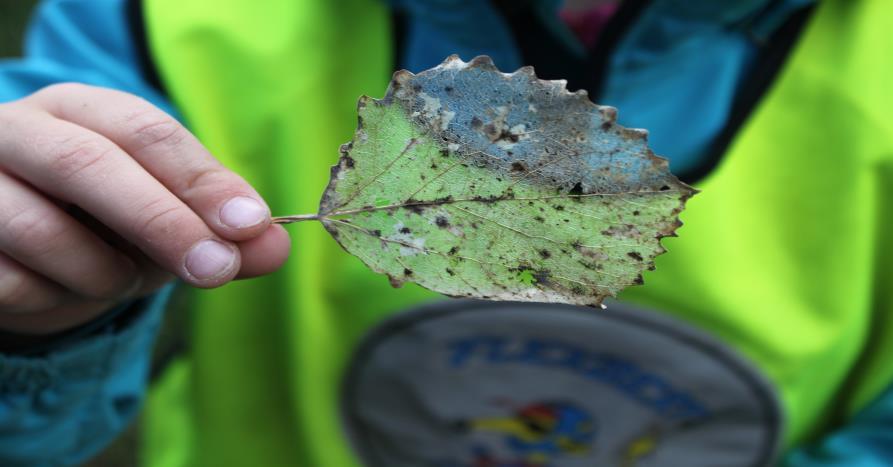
[[138, 1, 893, 465]]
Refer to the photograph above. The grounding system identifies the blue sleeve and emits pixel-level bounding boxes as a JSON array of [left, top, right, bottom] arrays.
[[0, 0, 175, 113], [783, 385, 893, 467], [0, 0, 180, 465], [0, 289, 171, 466]]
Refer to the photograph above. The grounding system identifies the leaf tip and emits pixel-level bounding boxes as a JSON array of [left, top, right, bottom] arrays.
[[599, 105, 618, 123], [392, 69, 415, 86], [516, 65, 536, 77], [357, 95, 373, 109], [468, 55, 498, 70], [387, 274, 406, 288], [622, 127, 649, 141]]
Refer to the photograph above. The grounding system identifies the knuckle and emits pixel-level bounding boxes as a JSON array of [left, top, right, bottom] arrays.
[[132, 197, 191, 244], [0, 106, 14, 129], [80, 268, 138, 300], [29, 82, 97, 108], [0, 100, 24, 120], [46, 133, 115, 182], [3, 209, 68, 260], [36, 82, 90, 99], [124, 108, 187, 153], [182, 166, 233, 195]]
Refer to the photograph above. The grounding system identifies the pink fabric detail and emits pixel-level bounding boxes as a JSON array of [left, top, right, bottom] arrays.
[[559, 2, 620, 49]]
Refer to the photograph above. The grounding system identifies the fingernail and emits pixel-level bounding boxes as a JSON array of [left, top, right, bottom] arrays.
[[185, 240, 236, 280], [219, 196, 268, 229]]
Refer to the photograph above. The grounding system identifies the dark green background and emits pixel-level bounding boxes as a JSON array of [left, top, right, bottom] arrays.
[[1, 1, 37, 58]]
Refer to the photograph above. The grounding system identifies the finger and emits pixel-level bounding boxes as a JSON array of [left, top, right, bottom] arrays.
[[0, 110, 240, 288], [64, 205, 176, 297], [0, 170, 141, 299], [29, 83, 272, 242], [235, 225, 291, 279], [124, 248, 177, 298], [0, 294, 114, 335], [0, 253, 69, 313]]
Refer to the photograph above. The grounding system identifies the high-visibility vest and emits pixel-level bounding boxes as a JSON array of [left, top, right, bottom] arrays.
[[141, 0, 893, 465]]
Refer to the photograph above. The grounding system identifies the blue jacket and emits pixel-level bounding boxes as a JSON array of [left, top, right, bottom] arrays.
[[0, 0, 890, 465]]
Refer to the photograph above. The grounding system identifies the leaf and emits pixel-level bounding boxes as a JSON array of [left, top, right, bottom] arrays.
[[280, 55, 696, 307]]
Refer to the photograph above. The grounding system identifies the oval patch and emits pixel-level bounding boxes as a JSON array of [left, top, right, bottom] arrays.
[[342, 300, 781, 467]]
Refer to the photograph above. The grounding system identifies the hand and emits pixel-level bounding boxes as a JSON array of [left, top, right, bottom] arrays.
[[0, 83, 291, 335]]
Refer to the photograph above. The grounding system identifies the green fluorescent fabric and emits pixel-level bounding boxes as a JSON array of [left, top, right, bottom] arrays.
[[621, 0, 893, 445], [143, 0, 892, 464], [144, 2, 434, 466]]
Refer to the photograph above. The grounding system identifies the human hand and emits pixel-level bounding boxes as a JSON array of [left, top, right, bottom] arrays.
[[0, 83, 290, 334]]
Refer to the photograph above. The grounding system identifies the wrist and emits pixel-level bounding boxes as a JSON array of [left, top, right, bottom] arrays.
[[0, 298, 147, 356]]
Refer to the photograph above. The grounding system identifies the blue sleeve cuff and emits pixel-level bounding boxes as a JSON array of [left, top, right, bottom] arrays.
[[784, 383, 893, 467], [0, 285, 172, 466]]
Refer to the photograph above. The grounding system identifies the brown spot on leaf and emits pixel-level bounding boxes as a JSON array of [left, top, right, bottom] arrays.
[[627, 251, 643, 261], [435, 216, 450, 228], [388, 274, 405, 288], [574, 242, 608, 262], [601, 224, 641, 238], [406, 202, 426, 215], [533, 269, 551, 286], [498, 129, 520, 143], [400, 227, 412, 234], [471, 194, 503, 204]]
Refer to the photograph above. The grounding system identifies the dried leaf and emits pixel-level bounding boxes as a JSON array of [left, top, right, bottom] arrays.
[[281, 55, 695, 307]]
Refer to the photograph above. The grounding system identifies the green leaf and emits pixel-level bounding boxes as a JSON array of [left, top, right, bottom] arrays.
[[278, 55, 696, 307]]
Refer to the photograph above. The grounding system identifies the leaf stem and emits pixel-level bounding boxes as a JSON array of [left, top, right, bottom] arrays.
[[272, 213, 323, 224]]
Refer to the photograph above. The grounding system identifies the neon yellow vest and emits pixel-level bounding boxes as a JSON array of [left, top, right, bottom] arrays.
[[141, 1, 893, 465]]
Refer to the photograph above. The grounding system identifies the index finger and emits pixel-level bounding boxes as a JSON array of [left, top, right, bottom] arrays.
[[29, 83, 271, 242]]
